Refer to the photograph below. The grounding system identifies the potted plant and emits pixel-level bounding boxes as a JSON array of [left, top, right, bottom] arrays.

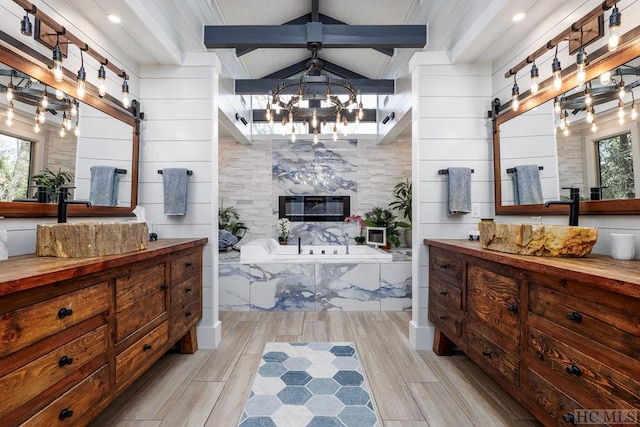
[[344, 214, 366, 244], [363, 206, 408, 248], [388, 178, 412, 246], [277, 218, 292, 244], [218, 199, 249, 247], [31, 167, 73, 203]]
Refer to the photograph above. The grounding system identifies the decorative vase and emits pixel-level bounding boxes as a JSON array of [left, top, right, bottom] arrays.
[[278, 238, 287, 245]]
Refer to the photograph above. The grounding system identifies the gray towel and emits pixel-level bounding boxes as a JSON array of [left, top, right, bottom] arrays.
[[512, 165, 543, 205], [90, 166, 118, 206], [447, 167, 472, 214], [162, 168, 189, 215]]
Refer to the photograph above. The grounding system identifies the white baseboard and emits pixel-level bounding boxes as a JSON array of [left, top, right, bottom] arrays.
[[197, 321, 222, 349], [409, 321, 435, 350]]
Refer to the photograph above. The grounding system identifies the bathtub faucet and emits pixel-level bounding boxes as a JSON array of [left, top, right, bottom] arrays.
[[298, 237, 302, 255], [344, 232, 350, 255]]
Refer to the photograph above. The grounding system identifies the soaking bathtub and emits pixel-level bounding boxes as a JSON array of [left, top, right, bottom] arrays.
[[240, 238, 393, 263]]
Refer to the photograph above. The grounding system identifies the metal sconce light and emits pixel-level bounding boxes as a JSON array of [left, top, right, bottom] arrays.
[[511, 75, 520, 111], [236, 113, 248, 126], [52, 34, 63, 83], [552, 46, 562, 91], [20, 9, 33, 36], [97, 64, 107, 97], [76, 49, 86, 100], [575, 29, 587, 86], [121, 79, 130, 108], [530, 62, 539, 95], [608, 5, 621, 51], [381, 112, 395, 124]]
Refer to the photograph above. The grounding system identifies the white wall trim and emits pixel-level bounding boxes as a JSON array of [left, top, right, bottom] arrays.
[[409, 321, 434, 351], [197, 321, 222, 349]]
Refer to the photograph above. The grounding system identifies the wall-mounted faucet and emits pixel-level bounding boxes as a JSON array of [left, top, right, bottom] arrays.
[[544, 187, 580, 226], [344, 232, 350, 255], [57, 187, 91, 223]]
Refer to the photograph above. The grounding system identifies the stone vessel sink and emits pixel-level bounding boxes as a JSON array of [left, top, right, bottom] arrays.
[[36, 222, 149, 258], [478, 222, 598, 257]]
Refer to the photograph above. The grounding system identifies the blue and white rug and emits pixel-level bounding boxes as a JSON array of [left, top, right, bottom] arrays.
[[239, 342, 380, 427]]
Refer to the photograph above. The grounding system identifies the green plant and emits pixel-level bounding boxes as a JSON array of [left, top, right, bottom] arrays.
[[388, 178, 412, 226], [218, 199, 248, 241], [31, 167, 73, 203], [363, 206, 408, 248]]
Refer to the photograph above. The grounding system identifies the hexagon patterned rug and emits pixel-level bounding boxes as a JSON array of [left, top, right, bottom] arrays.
[[239, 342, 380, 427]]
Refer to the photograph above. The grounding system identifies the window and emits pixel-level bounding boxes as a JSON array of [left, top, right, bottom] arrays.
[[0, 133, 33, 201], [595, 132, 635, 199]]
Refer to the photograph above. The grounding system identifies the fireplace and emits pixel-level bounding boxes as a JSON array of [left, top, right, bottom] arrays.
[[278, 196, 350, 222]]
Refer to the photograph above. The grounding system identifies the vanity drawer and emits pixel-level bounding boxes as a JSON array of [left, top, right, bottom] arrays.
[[529, 283, 640, 360], [171, 299, 202, 342], [116, 264, 167, 342], [429, 275, 462, 309], [527, 369, 593, 427], [528, 326, 640, 410], [428, 298, 462, 339], [0, 282, 109, 357], [465, 322, 519, 387], [0, 325, 108, 418], [429, 248, 462, 283], [172, 275, 201, 309], [467, 263, 520, 346], [22, 365, 109, 427], [170, 249, 200, 282], [116, 321, 168, 385]]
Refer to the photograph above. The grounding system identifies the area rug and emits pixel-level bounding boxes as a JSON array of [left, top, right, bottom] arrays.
[[239, 342, 380, 427]]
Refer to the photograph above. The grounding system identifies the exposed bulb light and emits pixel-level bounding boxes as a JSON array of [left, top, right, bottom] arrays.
[[71, 100, 78, 117], [584, 85, 592, 106], [38, 107, 45, 123], [618, 99, 625, 120], [77, 66, 86, 99], [563, 127, 570, 137], [325, 86, 331, 103], [97, 65, 107, 97], [358, 99, 364, 120], [41, 87, 49, 109], [34, 118, 40, 133], [554, 97, 561, 114], [511, 75, 520, 111], [52, 41, 63, 83], [632, 94, 638, 120], [575, 46, 587, 85], [74, 119, 80, 136], [6, 117, 11, 127], [552, 53, 562, 91], [586, 106, 594, 124], [591, 121, 598, 133], [600, 71, 611, 85], [7, 101, 14, 120], [313, 129, 318, 145], [59, 123, 65, 137], [619, 79, 626, 99], [6, 79, 14, 101], [311, 108, 318, 129], [121, 79, 130, 108], [608, 5, 621, 52], [56, 89, 64, 100], [530, 62, 539, 95]]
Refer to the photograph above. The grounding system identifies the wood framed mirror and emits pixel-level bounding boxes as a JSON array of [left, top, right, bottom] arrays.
[[0, 32, 140, 219], [493, 26, 640, 216]]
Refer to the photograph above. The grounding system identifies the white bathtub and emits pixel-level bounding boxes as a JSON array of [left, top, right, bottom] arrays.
[[240, 238, 393, 263]]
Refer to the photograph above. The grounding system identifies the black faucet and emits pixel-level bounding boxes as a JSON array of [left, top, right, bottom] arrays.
[[57, 187, 92, 223], [544, 187, 580, 226]]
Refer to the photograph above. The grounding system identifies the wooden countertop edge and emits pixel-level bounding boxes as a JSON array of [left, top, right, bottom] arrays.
[[0, 238, 208, 297], [424, 239, 640, 298]]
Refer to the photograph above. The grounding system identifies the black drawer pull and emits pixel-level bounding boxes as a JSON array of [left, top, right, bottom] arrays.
[[439, 315, 447, 320], [567, 311, 582, 323], [57, 307, 73, 319], [185, 287, 192, 293], [562, 413, 576, 424], [439, 263, 448, 269], [185, 311, 193, 317], [439, 290, 448, 296], [566, 364, 582, 376], [507, 304, 519, 313], [58, 355, 74, 367], [143, 344, 152, 351], [58, 408, 74, 420], [160, 284, 169, 290], [186, 262, 192, 268], [482, 350, 492, 357]]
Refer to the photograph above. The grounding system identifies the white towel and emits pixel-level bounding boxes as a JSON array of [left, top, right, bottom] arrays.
[[90, 166, 119, 206], [162, 168, 189, 215], [447, 167, 472, 214]]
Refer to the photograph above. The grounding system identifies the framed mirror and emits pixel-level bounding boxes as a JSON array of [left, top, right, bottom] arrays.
[[494, 26, 640, 216], [0, 38, 139, 218]]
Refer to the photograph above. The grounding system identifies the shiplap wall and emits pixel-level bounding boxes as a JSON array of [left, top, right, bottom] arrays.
[[409, 52, 493, 349]]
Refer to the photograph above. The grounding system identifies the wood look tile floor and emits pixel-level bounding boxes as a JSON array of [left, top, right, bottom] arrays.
[[90, 312, 542, 427]]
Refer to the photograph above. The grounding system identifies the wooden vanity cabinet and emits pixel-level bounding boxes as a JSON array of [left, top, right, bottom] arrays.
[[0, 238, 207, 426], [426, 239, 640, 427]]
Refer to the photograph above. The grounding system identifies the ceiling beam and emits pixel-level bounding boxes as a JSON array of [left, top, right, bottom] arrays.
[[235, 78, 394, 95], [204, 23, 426, 51]]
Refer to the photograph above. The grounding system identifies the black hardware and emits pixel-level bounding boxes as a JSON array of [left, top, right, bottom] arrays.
[[160, 284, 169, 290], [149, 232, 158, 241], [57, 307, 73, 319], [186, 262, 192, 268], [185, 312, 192, 317], [158, 169, 193, 175], [506, 166, 544, 174], [185, 287, 192, 293], [544, 187, 580, 226], [482, 350, 492, 357], [58, 355, 73, 367], [439, 315, 447, 320], [439, 290, 448, 296], [58, 408, 74, 420], [143, 344, 152, 351], [438, 169, 475, 175], [439, 263, 448, 269], [563, 413, 576, 424], [507, 304, 519, 313], [56, 187, 91, 223], [566, 364, 582, 376], [567, 312, 582, 323]]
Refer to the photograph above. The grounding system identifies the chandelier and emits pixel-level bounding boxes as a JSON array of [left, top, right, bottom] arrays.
[[265, 48, 363, 143]]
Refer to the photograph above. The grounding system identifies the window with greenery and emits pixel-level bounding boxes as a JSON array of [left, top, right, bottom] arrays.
[[0, 133, 33, 202], [596, 132, 635, 199]]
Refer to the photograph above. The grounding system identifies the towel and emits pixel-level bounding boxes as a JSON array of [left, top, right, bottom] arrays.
[[447, 167, 472, 214], [218, 229, 238, 248], [162, 168, 189, 215], [512, 165, 543, 205], [90, 166, 119, 206]]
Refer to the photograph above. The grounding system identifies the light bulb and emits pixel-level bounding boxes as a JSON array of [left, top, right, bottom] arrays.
[[586, 107, 594, 124], [619, 116, 625, 126], [56, 89, 64, 100], [77, 66, 86, 99], [530, 63, 539, 95], [552, 56, 562, 91], [618, 100, 625, 119], [74, 122, 80, 137], [313, 130, 318, 145], [34, 121, 40, 133], [563, 127, 570, 137], [325, 87, 331, 103], [311, 109, 318, 129], [554, 97, 561, 114], [632, 103, 638, 120], [291, 132, 296, 142], [348, 103, 354, 113], [265, 102, 271, 120], [591, 122, 597, 133], [511, 80, 520, 112], [7, 101, 14, 120], [274, 103, 281, 114], [6, 81, 13, 101], [619, 81, 626, 99], [52, 44, 63, 83], [98, 65, 106, 97], [575, 47, 586, 85], [6, 117, 12, 127], [59, 125, 65, 137], [600, 71, 611, 85], [122, 80, 130, 108], [608, 6, 621, 51], [42, 89, 49, 109], [585, 91, 592, 107], [71, 101, 78, 116], [38, 108, 45, 123]]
